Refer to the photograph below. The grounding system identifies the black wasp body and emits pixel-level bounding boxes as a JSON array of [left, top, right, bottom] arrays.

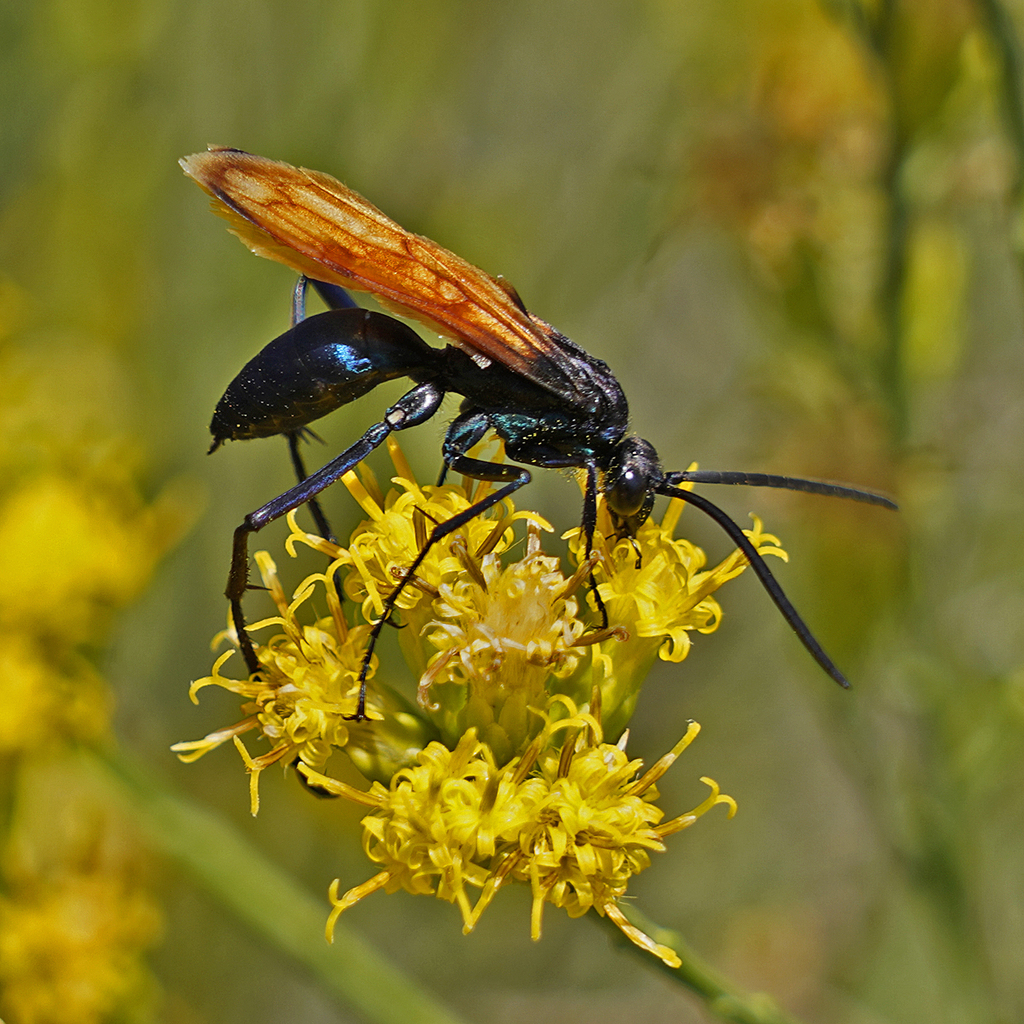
[[185, 147, 896, 720]]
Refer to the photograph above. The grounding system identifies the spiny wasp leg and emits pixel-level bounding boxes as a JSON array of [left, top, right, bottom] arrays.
[[350, 455, 532, 721], [226, 382, 445, 677]]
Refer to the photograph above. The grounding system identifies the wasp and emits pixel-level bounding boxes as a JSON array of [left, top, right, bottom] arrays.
[[182, 146, 896, 721]]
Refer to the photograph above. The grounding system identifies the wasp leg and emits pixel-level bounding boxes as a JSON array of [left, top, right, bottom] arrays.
[[290, 275, 308, 328], [291, 274, 359, 327], [579, 461, 610, 629], [310, 278, 359, 312], [350, 438, 532, 721], [228, 379, 445, 676], [285, 431, 335, 542]]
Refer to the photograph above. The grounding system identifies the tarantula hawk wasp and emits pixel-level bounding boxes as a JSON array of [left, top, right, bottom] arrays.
[[182, 146, 896, 722]]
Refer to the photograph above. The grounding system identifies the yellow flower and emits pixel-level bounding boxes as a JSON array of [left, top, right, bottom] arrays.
[[0, 761, 161, 1024], [0, 347, 189, 752], [0, 637, 111, 754], [0, 284, 175, 1022], [181, 441, 779, 796], [181, 441, 786, 961], [174, 544, 434, 810], [418, 523, 589, 761], [0, 871, 160, 1024], [0, 471, 187, 648], [306, 697, 735, 968], [330, 442, 549, 655], [565, 478, 786, 737]]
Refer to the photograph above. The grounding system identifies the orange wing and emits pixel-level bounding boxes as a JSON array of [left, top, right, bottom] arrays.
[[181, 147, 582, 399]]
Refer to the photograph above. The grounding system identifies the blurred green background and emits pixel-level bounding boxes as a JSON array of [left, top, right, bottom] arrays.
[[3, 0, 1024, 1021]]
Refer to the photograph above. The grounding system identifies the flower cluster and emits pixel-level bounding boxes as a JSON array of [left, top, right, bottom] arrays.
[[0, 802, 161, 1024], [179, 438, 785, 963], [0, 299, 183, 1023], [306, 706, 734, 968]]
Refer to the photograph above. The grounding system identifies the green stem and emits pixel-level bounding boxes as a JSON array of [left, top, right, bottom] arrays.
[[597, 907, 807, 1024], [979, 0, 1024, 195], [977, 0, 1024, 278], [877, 121, 912, 449], [857, 0, 912, 450], [820, 0, 910, 445], [91, 749, 467, 1024]]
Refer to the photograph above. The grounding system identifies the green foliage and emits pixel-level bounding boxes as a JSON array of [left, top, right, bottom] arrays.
[[3, 0, 1024, 1021]]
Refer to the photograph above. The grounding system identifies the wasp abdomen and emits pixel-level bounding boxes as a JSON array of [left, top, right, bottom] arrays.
[[210, 308, 440, 445]]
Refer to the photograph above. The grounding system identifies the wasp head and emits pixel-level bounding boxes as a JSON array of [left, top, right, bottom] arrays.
[[604, 436, 661, 538]]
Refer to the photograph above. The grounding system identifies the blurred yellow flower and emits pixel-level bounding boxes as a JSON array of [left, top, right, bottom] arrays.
[[0, 869, 161, 1024]]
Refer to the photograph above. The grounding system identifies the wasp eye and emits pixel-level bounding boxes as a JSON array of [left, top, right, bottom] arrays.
[[608, 466, 646, 518], [606, 437, 659, 521]]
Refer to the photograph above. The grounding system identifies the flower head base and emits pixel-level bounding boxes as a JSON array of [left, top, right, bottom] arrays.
[[307, 698, 735, 967]]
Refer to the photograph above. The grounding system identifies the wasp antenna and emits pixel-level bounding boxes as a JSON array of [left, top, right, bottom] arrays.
[[657, 482, 851, 688], [667, 470, 897, 511]]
